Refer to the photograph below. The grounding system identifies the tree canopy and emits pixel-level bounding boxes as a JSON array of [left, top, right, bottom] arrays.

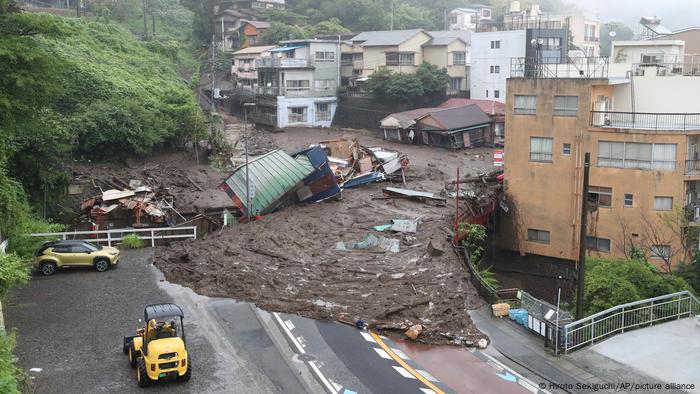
[[367, 62, 450, 100]]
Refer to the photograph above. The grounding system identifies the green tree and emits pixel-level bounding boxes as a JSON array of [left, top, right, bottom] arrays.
[[260, 22, 312, 45], [391, 2, 437, 30], [415, 62, 450, 95], [600, 22, 634, 57], [312, 18, 351, 36], [584, 257, 692, 316]]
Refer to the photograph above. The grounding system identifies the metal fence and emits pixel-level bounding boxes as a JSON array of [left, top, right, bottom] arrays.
[[590, 111, 700, 130], [686, 160, 700, 176], [30, 226, 198, 247], [633, 63, 700, 77], [563, 290, 700, 353], [510, 56, 609, 79]]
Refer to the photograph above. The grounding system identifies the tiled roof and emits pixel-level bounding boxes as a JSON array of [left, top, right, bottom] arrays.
[[351, 29, 425, 46], [439, 99, 505, 115]]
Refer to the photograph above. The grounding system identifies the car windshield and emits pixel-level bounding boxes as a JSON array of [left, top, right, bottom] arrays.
[[81, 242, 101, 251]]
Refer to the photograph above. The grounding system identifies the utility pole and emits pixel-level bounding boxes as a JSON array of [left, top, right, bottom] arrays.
[[152, 13, 156, 37], [142, 0, 148, 40], [242, 103, 256, 222], [76, 0, 80, 17], [575, 152, 591, 320]]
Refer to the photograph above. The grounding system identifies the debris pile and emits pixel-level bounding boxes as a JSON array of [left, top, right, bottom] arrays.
[[155, 184, 489, 346], [317, 137, 410, 188], [219, 138, 411, 222]]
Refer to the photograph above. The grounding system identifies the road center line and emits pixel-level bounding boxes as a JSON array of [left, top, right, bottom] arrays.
[[369, 331, 446, 394]]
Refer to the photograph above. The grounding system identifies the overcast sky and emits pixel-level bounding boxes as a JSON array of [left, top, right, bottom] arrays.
[[567, 0, 700, 31]]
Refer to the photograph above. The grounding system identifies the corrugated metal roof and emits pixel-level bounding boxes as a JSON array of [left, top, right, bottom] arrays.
[[233, 45, 276, 55], [222, 150, 313, 215], [439, 99, 505, 115], [351, 29, 424, 46], [417, 104, 492, 131], [270, 45, 305, 52]]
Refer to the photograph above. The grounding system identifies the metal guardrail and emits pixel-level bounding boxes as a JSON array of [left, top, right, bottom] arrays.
[[563, 290, 700, 353], [255, 58, 312, 69], [510, 56, 609, 78], [685, 160, 700, 176], [30, 226, 197, 247], [633, 63, 700, 77], [590, 110, 700, 130]]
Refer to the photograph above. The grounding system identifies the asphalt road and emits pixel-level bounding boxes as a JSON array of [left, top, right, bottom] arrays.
[[5, 247, 547, 394], [4, 249, 319, 394]]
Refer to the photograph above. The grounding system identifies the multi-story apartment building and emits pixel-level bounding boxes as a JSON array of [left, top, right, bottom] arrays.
[[499, 2, 600, 57], [448, 5, 493, 31], [470, 27, 568, 101], [500, 59, 700, 271], [340, 30, 469, 93], [251, 40, 340, 129], [231, 45, 275, 89]]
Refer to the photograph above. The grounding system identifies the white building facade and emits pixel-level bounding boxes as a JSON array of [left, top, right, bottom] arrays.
[[470, 30, 527, 101]]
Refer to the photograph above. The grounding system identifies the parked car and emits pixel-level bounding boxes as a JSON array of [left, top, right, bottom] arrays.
[[33, 240, 120, 276]]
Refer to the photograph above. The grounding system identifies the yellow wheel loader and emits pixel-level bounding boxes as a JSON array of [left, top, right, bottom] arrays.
[[123, 304, 191, 387]]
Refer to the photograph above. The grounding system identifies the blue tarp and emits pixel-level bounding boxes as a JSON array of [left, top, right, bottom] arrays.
[[291, 146, 341, 202]]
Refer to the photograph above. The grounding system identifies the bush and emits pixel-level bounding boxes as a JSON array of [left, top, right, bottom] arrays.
[[584, 257, 692, 316], [0, 332, 22, 394], [121, 234, 145, 249], [458, 223, 487, 262], [0, 254, 29, 299]]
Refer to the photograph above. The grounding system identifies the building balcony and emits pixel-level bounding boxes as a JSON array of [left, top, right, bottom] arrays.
[[584, 36, 599, 42], [255, 58, 313, 69], [686, 160, 700, 176], [510, 57, 608, 78], [590, 111, 700, 131], [633, 63, 700, 77]]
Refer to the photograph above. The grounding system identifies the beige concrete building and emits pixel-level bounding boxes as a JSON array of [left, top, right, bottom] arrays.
[[501, 65, 700, 271], [341, 30, 470, 93]]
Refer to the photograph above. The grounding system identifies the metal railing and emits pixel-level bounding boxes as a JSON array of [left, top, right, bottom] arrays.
[[250, 111, 278, 127], [633, 63, 700, 77], [685, 160, 700, 176], [563, 290, 700, 353], [590, 111, 700, 130], [510, 56, 609, 78], [255, 58, 312, 69], [30, 226, 198, 247]]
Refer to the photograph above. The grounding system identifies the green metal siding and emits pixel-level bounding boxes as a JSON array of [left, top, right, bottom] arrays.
[[223, 149, 313, 214]]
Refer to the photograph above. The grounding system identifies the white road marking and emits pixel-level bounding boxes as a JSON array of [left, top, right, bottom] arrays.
[[393, 366, 417, 379], [419, 389, 438, 394], [272, 312, 338, 394], [360, 331, 376, 343], [331, 381, 342, 391], [373, 348, 392, 359], [296, 336, 307, 349], [486, 359, 504, 373], [284, 319, 295, 330], [390, 348, 410, 360], [518, 379, 539, 394], [478, 351, 551, 394], [417, 369, 438, 382]]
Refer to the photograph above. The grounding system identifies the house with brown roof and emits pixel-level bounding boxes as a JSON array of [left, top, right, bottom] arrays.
[[416, 105, 492, 149], [240, 20, 271, 48], [440, 98, 505, 142]]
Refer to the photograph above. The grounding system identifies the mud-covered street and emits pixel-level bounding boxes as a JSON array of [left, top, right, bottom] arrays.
[[154, 121, 498, 345]]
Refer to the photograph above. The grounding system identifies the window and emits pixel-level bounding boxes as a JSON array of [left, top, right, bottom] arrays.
[[453, 52, 466, 65], [543, 37, 561, 50], [653, 196, 673, 211], [527, 229, 550, 243], [386, 52, 414, 66], [482, 9, 491, 17], [490, 40, 500, 49], [449, 16, 457, 24], [489, 65, 500, 73], [624, 194, 634, 207], [597, 141, 677, 171], [450, 78, 462, 91], [314, 79, 336, 91], [285, 80, 310, 91], [485, 90, 489, 98], [588, 186, 612, 208], [288, 107, 307, 123], [52, 245, 70, 253], [553, 96, 579, 116], [641, 54, 662, 64], [563, 143, 572, 155], [341, 53, 353, 66], [247, 35, 257, 45], [586, 236, 611, 252], [70, 244, 89, 253], [514, 95, 536, 114], [316, 103, 331, 121], [315, 51, 335, 62], [584, 24, 596, 41], [530, 137, 553, 162], [651, 245, 670, 260], [494, 90, 500, 98]]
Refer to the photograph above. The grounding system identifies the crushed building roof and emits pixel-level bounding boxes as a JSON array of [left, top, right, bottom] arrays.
[[219, 149, 314, 216], [439, 98, 505, 116], [351, 29, 425, 46], [416, 105, 492, 131], [380, 107, 444, 129]]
